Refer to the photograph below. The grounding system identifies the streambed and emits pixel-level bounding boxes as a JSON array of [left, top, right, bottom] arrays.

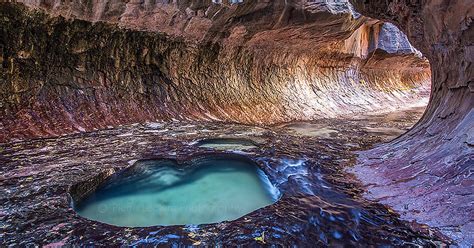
[[0, 107, 448, 246]]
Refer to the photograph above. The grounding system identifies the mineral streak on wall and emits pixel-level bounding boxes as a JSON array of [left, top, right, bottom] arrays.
[[0, 1, 430, 141]]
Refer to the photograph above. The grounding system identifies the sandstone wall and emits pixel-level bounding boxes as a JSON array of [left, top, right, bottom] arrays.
[[349, 0, 473, 245], [1, 0, 471, 245], [0, 2, 429, 141]]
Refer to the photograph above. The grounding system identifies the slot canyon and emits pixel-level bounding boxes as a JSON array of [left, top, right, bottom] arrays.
[[0, 0, 472, 246]]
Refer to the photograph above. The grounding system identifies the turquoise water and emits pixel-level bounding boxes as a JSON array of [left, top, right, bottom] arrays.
[[73, 156, 279, 227]]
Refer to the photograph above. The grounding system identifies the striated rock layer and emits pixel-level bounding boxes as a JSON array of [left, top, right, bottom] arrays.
[[1, 2, 429, 141], [349, 0, 473, 246], [5, 0, 474, 245]]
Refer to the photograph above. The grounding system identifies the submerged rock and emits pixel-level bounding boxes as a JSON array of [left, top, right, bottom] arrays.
[[1, 108, 449, 246], [0, 0, 471, 246]]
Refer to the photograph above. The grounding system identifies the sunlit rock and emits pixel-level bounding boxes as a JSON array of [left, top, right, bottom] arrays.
[[0, 0, 471, 246]]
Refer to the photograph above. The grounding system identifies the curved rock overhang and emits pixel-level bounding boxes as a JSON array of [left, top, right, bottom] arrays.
[[1, 0, 471, 245], [1, 1, 430, 141], [349, 0, 473, 245]]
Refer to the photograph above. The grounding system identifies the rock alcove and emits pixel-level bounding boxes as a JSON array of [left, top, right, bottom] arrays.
[[0, 0, 472, 246]]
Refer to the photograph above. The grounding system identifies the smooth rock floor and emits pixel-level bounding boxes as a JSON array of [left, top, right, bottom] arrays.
[[1, 107, 450, 246]]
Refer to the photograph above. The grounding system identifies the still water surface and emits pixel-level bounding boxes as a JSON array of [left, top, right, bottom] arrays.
[[74, 155, 279, 227]]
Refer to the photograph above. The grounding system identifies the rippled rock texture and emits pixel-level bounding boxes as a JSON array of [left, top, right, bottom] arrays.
[[1, 2, 429, 141], [1, 0, 472, 246], [1, 108, 448, 246], [349, 0, 473, 246]]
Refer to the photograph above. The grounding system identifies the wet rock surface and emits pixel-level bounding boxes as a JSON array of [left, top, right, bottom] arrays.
[[1, 107, 450, 246], [0, 0, 472, 246], [195, 138, 258, 150], [349, 1, 474, 245]]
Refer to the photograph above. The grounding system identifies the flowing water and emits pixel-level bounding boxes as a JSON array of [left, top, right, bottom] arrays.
[[73, 155, 279, 227]]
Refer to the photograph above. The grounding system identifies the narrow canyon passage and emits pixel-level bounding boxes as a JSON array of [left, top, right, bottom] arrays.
[[0, 0, 472, 246]]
